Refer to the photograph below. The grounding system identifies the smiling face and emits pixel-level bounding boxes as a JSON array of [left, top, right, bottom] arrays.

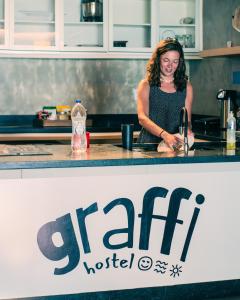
[[137, 256, 153, 271], [160, 50, 180, 78]]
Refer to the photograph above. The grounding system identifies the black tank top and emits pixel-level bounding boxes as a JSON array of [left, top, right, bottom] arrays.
[[138, 86, 186, 143]]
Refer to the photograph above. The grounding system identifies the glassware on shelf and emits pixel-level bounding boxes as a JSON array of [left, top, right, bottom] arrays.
[[175, 34, 194, 48], [175, 35, 185, 47], [161, 29, 175, 40], [185, 34, 193, 48]]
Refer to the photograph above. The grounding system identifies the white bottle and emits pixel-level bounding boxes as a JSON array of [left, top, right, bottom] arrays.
[[71, 99, 87, 153], [226, 111, 236, 150]]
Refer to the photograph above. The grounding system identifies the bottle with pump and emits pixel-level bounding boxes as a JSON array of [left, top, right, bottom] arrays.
[[226, 111, 236, 150], [71, 99, 87, 153]]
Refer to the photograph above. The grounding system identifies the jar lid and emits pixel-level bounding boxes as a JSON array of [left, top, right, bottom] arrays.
[[58, 111, 68, 115]]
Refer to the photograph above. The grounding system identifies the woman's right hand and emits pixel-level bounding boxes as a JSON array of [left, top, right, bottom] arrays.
[[161, 131, 181, 151]]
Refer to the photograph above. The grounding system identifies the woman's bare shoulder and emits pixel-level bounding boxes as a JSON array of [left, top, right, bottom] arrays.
[[138, 78, 150, 90]]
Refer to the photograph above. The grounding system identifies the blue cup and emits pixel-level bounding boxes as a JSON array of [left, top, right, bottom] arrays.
[[121, 124, 134, 150]]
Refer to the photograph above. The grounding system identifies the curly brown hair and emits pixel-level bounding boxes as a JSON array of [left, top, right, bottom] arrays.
[[146, 38, 188, 91]]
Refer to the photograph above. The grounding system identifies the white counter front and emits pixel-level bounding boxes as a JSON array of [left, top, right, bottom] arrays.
[[0, 162, 240, 299]]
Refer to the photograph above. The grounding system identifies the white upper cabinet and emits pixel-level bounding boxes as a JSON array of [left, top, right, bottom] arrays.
[[63, 0, 107, 51], [108, 0, 202, 54], [0, 0, 7, 47], [109, 0, 153, 52], [157, 0, 202, 53], [0, 0, 202, 58], [12, 0, 56, 49]]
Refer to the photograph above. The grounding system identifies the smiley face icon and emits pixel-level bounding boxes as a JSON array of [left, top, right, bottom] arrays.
[[138, 256, 153, 271]]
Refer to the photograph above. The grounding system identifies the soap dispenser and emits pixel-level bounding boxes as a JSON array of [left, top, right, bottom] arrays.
[[226, 111, 236, 150]]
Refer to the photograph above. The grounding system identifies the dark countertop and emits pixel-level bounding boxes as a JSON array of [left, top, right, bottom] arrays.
[[0, 142, 240, 170]]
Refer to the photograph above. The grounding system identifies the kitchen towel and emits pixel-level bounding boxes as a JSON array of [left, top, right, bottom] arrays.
[[157, 133, 194, 152]]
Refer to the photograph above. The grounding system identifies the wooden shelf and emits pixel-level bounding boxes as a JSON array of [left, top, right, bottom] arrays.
[[0, 132, 140, 142], [200, 46, 240, 58]]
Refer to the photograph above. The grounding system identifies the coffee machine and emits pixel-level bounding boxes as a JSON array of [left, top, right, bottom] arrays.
[[216, 89, 238, 138]]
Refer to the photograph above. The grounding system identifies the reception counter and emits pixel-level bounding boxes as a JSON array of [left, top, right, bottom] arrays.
[[0, 143, 240, 300]]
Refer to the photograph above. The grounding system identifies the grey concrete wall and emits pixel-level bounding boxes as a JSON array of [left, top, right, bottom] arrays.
[[0, 58, 146, 115], [0, 0, 239, 116], [190, 0, 240, 116]]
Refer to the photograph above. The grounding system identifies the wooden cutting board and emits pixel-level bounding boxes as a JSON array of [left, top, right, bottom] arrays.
[[39, 119, 72, 127]]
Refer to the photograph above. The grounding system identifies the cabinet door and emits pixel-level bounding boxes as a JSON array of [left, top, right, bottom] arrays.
[[12, 0, 57, 49], [63, 0, 107, 51], [109, 0, 153, 52], [0, 0, 9, 48], [157, 0, 202, 53], [0, 0, 202, 57]]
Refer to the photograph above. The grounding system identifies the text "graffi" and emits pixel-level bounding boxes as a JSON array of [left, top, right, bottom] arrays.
[[37, 186, 205, 275]]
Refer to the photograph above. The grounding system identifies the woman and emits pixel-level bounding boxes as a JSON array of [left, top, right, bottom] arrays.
[[137, 38, 193, 150]]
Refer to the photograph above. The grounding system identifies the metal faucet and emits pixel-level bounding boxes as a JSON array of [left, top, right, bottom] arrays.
[[179, 107, 189, 153]]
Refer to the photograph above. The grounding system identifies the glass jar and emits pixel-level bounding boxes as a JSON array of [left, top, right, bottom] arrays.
[[185, 34, 193, 48], [58, 111, 70, 120]]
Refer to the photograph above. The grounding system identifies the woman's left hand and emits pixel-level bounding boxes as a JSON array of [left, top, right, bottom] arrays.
[[161, 131, 182, 151]]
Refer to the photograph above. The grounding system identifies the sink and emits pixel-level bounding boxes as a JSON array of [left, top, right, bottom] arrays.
[[115, 143, 158, 152], [191, 141, 224, 151], [115, 141, 228, 152]]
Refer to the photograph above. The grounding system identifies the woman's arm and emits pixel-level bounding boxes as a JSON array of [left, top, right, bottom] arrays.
[[185, 81, 193, 133]]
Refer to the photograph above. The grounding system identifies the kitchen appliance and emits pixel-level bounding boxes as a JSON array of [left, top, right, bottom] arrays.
[[81, 0, 103, 22], [216, 89, 238, 137]]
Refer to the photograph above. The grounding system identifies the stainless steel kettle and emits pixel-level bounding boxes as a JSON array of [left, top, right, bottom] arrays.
[[81, 0, 103, 22]]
